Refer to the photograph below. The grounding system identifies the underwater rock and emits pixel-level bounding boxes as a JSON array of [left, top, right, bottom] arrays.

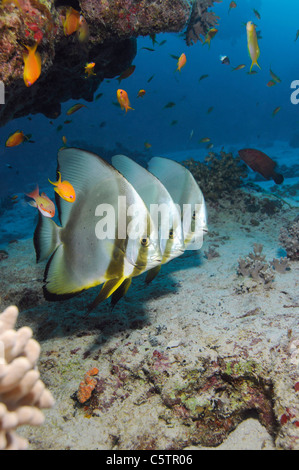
[[0, 36, 137, 125], [279, 217, 299, 260], [0, 0, 217, 125]]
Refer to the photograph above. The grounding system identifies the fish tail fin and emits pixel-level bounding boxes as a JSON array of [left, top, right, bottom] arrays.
[[88, 277, 127, 311], [250, 60, 261, 72], [126, 106, 134, 112], [26, 184, 39, 200], [48, 171, 61, 187], [34, 212, 61, 263]]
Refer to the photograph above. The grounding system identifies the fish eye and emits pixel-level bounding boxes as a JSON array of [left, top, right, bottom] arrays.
[[140, 236, 149, 247], [192, 211, 197, 220], [169, 229, 174, 239]]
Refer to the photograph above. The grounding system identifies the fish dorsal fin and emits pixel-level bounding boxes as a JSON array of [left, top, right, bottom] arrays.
[[56, 147, 118, 226], [148, 156, 204, 208], [112, 154, 173, 208], [112, 154, 183, 246], [148, 157, 207, 244]]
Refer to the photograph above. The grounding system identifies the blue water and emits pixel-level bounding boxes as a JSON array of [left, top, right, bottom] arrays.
[[0, 0, 299, 199]]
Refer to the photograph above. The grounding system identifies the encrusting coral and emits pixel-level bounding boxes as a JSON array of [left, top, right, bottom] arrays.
[[0, 305, 54, 450]]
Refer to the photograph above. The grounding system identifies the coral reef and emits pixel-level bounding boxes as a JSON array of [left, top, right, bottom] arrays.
[[279, 217, 299, 260], [0, 305, 54, 450], [0, 0, 217, 125], [185, 0, 219, 46], [183, 150, 248, 201]]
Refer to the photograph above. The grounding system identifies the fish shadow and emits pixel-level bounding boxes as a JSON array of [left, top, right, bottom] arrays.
[[23, 250, 202, 351]]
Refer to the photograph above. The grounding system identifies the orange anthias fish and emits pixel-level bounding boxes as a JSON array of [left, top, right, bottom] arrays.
[[117, 89, 134, 113], [23, 42, 41, 87], [137, 89, 146, 98], [238, 148, 284, 184], [85, 62, 96, 77], [26, 185, 55, 218], [176, 53, 186, 72], [48, 171, 76, 202], [63, 7, 80, 36], [6, 130, 25, 147]]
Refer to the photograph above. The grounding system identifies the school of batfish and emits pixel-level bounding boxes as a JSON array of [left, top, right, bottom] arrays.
[[32, 148, 208, 310]]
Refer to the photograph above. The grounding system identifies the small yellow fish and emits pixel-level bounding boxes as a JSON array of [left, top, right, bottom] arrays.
[[62, 135, 67, 145], [176, 53, 186, 72], [116, 89, 134, 113], [246, 21, 261, 72], [23, 42, 41, 87], [203, 28, 218, 48], [85, 62, 96, 77], [26, 185, 55, 218], [137, 89, 146, 98], [144, 142, 152, 149], [232, 64, 246, 71], [66, 103, 87, 115], [6, 131, 25, 147], [199, 137, 211, 143], [48, 171, 76, 202]]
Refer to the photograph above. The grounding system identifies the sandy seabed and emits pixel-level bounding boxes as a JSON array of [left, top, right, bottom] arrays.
[[0, 145, 298, 450]]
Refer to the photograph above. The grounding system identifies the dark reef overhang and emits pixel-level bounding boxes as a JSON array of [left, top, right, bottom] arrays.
[[0, 0, 218, 126]]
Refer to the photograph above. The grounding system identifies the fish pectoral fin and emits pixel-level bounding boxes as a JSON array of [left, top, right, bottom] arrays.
[[110, 277, 132, 309], [145, 264, 161, 284], [88, 277, 127, 311]]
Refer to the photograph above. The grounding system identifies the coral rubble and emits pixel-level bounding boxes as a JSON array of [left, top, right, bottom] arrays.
[[279, 217, 299, 260], [0, 0, 218, 125], [0, 305, 54, 450]]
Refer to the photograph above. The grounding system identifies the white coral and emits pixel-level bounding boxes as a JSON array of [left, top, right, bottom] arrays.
[[0, 305, 54, 450]]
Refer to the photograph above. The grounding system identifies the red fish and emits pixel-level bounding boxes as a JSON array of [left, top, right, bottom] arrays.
[[238, 148, 284, 184]]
